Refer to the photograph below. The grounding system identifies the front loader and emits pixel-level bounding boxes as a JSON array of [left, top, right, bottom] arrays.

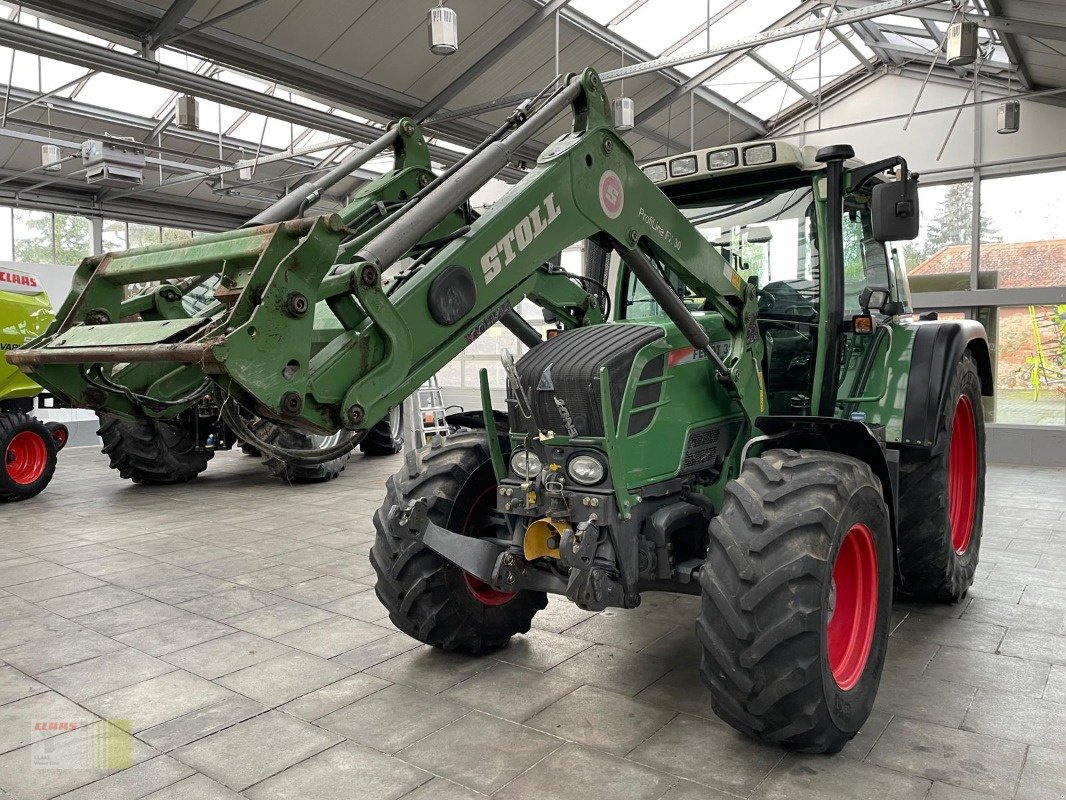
[[10, 68, 990, 753]]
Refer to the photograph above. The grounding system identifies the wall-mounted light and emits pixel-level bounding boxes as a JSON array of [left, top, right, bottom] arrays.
[[428, 3, 458, 56]]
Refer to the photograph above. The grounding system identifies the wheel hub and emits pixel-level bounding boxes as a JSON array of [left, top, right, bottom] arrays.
[[947, 395, 978, 555], [5, 430, 48, 485], [826, 523, 878, 691]]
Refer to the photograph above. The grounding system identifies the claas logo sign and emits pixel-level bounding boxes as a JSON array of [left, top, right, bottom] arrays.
[[0, 269, 42, 295]]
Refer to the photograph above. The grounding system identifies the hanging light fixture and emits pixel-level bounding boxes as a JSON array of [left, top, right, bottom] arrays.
[[612, 48, 635, 132], [40, 144, 62, 173], [175, 94, 199, 130], [428, 2, 458, 56]]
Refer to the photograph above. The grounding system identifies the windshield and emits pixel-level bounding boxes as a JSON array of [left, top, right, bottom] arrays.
[[623, 183, 892, 321]]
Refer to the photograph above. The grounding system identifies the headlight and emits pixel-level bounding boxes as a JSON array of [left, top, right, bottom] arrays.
[[642, 163, 667, 182], [510, 449, 542, 479], [567, 454, 605, 485], [669, 155, 698, 177], [707, 148, 738, 170], [743, 143, 776, 166]]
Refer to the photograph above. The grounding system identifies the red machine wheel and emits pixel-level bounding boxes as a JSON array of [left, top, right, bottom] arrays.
[[827, 524, 879, 691], [0, 413, 57, 502]]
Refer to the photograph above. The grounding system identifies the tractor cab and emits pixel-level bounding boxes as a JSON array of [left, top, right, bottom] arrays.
[[624, 139, 916, 417]]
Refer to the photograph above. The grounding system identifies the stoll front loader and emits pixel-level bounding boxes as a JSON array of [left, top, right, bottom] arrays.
[[10, 69, 990, 753]]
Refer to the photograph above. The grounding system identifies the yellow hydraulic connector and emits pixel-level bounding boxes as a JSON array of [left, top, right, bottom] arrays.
[[523, 518, 568, 560]]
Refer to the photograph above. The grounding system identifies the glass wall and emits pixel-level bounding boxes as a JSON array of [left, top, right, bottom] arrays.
[[907, 167, 1066, 428]]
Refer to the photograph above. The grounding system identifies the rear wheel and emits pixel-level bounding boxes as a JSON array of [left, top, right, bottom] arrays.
[[251, 418, 352, 484], [361, 406, 404, 456], [0, 413, 57, 502], [370, 431, 545, 654], [97, 413, 212, 485], [896, 351, 985, 602], [697, 448, 893, 753]]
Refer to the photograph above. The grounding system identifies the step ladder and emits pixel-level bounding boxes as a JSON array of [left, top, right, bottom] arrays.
[[406, 376, 450, 449]]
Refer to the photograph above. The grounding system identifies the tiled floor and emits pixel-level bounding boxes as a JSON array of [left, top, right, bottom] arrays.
[[1, 447, 1064, 800]]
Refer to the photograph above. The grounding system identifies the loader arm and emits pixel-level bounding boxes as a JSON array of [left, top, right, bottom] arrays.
[[11, 70, 764, 440]]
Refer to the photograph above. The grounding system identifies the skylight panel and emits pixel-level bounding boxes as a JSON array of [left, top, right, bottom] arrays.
[[569, 0, 633, 25], [613, 1, 720, 56]]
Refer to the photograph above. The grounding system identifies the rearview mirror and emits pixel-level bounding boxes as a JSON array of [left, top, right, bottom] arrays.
[[871, 179, 920, 242]]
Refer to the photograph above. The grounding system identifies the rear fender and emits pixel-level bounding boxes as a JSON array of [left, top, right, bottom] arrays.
[[902, 321, 992, 449], [752, 415, 898, 540]]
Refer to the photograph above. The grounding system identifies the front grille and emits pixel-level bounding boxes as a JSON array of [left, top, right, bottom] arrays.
[[509, 324, 663, 437]]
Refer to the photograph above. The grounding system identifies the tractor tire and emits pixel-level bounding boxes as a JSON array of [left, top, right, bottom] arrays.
[[896, 351, 985, 602], [0, 412, 57, 502], [97, 413, 212, 485], [697, 448, 893, 754], [361, 405, 403, 456], [251, 418, 352, 484], [239, 441, 261, 457], [370, 430, 546, 654]]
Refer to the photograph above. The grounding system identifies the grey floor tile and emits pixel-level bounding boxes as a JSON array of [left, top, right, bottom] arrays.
[[215, 650, 353, 707], [566, 610, 678, 652], [54, 754, 193, 799], [230, 565, 322, 592], [105, 564, 195, 590], [279, 673, 391, 722], [399, 711, 559, 794], [177, 587, 279, 621], [137, 695, 268, 752], [891, 614, 1006, 653], [656, 779, 746, 800], [997, 628, 1066, 666], [1016, 746, 1066, 800], [330, 631, 422, 672], [633, 666, 716, 719], [170, 710, 342, 791], [0, 559, 72, 587], [1, 627, 125, 675], [139, 575, 235, 605], [496, 743, 673, 800], [547, 644, 673, 696], [39, 585, 144, 618], [161, 631, 293, 680], [526, 684, 675, 755], [317, 682, 465, 753], [752, 753, 930, 800], [141, 773, 245, 799], [244, 741, 429, 800], [114, 616, 235, 656], [868, 716, 1027, 796], [271, 575, 362, 606], [365, 645, 493, 694], [321, 588, 391, 622], [398, 777, 486, 800], [0, 665, 47, 705], [4, 574, 106, 602], [37, 648, 176, 701], [222, 599, 334, 638], [442, 661, 582, 722], [629, 714, 783, 796], [274, 615, 392, 658], [74, 598, 190, 636], [0, 691, 98, 755], [0, 720, 157, 800], [83, 670, 238, 733], [492, 627, 594, 672], [962, 597, 1064, 635], [962, 687, 1066, 750], [1045, 664, 1066, 703], [924, 645, 1052, 697], [873, 670, 977, 727]]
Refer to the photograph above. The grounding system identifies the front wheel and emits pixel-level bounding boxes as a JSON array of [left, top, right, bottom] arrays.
[[697, 448, 893, 754], [896, 351, 985, 602], [370, 431, 545, 654], [361, 405, 404, 456], [97, 413, 212, 485], [0, 413, 57, 502]]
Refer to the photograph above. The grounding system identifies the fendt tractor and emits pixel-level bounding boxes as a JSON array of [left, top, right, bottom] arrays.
[[0, 267, 68, 501], [9, 68, 989, 753]]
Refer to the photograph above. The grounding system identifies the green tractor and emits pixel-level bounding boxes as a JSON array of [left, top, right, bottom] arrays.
[[0, 267, 69, 500], [10, 68, 989, 753]]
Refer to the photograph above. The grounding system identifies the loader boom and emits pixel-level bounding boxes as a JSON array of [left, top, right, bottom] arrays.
[[11, 69, 764, 441]]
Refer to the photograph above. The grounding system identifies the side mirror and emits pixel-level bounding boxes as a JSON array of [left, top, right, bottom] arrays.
[[871, 179, 920, 242]]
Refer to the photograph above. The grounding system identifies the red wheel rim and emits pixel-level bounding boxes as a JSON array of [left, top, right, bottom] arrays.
[[460, 486, 517, 607], [948, 395, 978, 555], [5, 430, 48, 485], [51, 427, 68, 449], [826, 523, 879, 691]]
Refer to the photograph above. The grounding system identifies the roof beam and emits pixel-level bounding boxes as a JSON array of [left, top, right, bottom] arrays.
[[18, 0, 545, 165], [811, 7, 877, 72], [0, 17, 527, 179], [634, 1, 819, 126], [417, 0, 571, 122], [520, 0, 768, 135], [747, 51, 817, 104], [155, 0, 274, 49], [835, 0, 1066, 42], [145, 0, 198, 50], [984, 0, 1034, 90]]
